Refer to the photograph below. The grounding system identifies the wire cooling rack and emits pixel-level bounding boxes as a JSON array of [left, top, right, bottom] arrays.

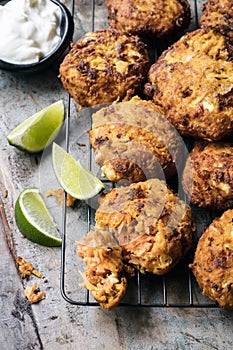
[[59, 0, 218, 308]]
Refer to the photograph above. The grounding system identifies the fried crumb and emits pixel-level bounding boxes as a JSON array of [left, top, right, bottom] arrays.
[[45, 189, 76, 207], [3, 190, 8, 198], [76, 142, 86, 147], [16, 256, 43, 279], [24, 283, 46, 303]]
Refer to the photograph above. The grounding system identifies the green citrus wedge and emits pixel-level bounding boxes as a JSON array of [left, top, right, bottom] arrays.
[[52, 142, 105, 200], [15, 188, 62, 247], [7, 100, 65, 153]]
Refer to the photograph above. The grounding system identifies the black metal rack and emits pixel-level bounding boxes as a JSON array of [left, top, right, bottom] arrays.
[[60, 0, 218, 308]]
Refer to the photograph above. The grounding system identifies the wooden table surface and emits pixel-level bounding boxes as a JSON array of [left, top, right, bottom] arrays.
[[1, 1, 233, 349]]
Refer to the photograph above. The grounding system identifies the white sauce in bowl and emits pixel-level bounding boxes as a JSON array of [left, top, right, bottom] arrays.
[[0, 0, 61, 64]]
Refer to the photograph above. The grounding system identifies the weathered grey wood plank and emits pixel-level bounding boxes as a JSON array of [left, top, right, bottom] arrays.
[[0, 198, 42, 350]]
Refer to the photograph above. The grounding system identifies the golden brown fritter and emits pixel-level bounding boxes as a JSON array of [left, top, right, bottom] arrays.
[[89, 96, 184, 183], [95, 179, 195, 275], [145, 27, 233, 141], [59, 30, 149, 108], [106, 0, 191, 38], [200, 0, 233, 28], [182, 141, 233, 210], [77, 230, 127, 309], [190, 209, 233, 309]]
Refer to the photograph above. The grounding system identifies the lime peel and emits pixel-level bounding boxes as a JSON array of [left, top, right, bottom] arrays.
[[15, 188, 62, 247], [52, 142, 105, 200]]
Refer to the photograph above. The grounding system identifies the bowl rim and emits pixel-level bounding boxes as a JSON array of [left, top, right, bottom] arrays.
[[0, 0, 74, 71]]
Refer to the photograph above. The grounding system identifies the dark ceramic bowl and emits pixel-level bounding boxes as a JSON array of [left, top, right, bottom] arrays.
[[0, 0, 74, 73]]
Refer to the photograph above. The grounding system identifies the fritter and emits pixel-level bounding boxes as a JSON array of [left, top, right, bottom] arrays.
[[182, 141, 233, 210], [145, 26, 233, 141], [59, 29, 149, 108], [77, 230, 127, 309], [95, 179, 196, 275], [190, 209, 233, 309], [200, 0, 233, 28], [106, 0, 191, 38], [89, 96, 184, 183]]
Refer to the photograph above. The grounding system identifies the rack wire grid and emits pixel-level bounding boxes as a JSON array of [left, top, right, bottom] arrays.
[[59, 0, 218, 308]]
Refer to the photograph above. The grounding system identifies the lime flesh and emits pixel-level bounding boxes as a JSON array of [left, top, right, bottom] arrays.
[[7, 100, 65, 153], [52, 142, 105, 200], [15, 188, 62, 247]]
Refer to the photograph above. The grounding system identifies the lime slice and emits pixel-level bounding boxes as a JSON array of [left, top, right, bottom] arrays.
[[52, 142, 105, 200], [7, 100, 65, 153], [15, 188, 62, 247]]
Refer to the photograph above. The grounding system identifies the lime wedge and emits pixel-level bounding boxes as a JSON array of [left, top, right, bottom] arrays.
[[7, 100, 65, 153], [52, 142, 105, 200], [15, 188, 62, 247]]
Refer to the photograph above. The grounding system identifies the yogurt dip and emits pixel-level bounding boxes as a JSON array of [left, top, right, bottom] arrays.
[[0, 0, 61, 64]]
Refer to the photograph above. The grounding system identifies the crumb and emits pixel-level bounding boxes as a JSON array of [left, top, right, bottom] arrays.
[[76, 142, 86, 147], [16, 256, 43, 279], [45, 189, 76, 207], [50, 315, 58, 320], [24, 283, 46, 303], [3, 190, 8, 198]]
